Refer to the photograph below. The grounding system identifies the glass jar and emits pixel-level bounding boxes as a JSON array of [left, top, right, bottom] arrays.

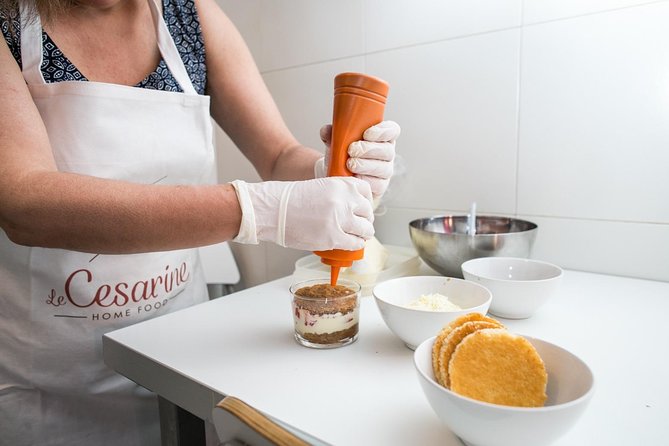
[[290, 279, 361, 349]]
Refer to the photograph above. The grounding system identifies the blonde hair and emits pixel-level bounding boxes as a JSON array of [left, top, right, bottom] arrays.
[[1, 0, 76, 24]]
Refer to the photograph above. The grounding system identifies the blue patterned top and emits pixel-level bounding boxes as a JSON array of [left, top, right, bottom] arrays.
[[0, 0, 206, 94]]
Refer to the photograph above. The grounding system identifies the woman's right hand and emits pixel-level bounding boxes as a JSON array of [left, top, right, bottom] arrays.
[[230, 177, 374, 251]]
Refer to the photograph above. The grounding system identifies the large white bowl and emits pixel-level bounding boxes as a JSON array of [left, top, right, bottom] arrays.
[[414, 336, 594, 446], [372, 276, 492, 350], [461, 257, 563, 319]]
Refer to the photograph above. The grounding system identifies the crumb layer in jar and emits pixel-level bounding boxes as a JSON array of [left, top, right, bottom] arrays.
[[297, 324, 359, 344]]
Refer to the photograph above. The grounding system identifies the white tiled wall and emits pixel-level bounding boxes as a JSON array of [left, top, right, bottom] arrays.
[[215, 0, 669, 286], [522, 0, 657, 24], [366, 30, 521, 213], [363, 0, 522, 52]]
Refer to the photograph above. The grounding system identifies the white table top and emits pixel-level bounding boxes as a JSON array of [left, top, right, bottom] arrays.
[[103, 269, 669, 446]]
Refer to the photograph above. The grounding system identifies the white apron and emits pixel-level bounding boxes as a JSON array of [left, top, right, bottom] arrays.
[[0, 1, 215, 445]]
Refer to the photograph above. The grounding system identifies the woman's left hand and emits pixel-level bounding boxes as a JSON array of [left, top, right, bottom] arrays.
[[316, 120, 400, 198]]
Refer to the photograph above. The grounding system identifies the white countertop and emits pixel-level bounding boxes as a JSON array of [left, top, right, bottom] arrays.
[[103, 269, 669, 445]]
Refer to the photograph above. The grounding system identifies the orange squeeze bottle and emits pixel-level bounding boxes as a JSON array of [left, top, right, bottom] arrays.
[[314, 72, 389, 286]]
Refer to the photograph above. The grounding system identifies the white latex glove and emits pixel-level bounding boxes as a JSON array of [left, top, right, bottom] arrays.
[[315, 120, 400, 198], [230, 177, 374, 251]]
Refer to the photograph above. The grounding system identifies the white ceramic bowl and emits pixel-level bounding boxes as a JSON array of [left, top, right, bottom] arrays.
[[414, 336, 594, 446], [372, 276, 492, 350], [461, 257, 563, 319]]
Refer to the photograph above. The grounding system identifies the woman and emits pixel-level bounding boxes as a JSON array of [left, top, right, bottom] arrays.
[[0, 0, 400, 444]]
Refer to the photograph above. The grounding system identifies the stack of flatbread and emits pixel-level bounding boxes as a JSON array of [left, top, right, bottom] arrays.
[[431, 313, 547, 407]]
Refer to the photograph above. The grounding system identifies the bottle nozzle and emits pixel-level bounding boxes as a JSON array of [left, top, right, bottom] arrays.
[[314, 249, 362, 286], [330, 266, 341, 286]]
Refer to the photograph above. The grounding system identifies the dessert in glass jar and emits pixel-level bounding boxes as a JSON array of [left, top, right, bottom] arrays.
[[290, 279, 361, 349]]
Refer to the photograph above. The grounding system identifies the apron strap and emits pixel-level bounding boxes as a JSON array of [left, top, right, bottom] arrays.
[[19, 2, 47, 85], [18, 0, 198, 95], [147, 0, 197, 95]]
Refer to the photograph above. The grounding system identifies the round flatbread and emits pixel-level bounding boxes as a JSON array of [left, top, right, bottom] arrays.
[[430, 313, 502, 385], [448, 329, 547, 407], [438, 321, 502, 388]]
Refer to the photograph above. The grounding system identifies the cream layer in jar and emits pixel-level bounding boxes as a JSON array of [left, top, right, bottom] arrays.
[[292, 306, 359, 335]]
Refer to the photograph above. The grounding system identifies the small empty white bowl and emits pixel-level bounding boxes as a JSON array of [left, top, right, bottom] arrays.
[[414, 336, 594, 446], [461, 257, 563, 319], [372, 276, 492, 350]]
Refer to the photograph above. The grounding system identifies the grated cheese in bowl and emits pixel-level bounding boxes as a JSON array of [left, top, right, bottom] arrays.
[[405, 293, 462, 311]]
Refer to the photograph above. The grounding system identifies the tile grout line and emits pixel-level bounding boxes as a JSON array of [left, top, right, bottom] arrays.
[[514, 0, 525, 218], [361, 0, 367, 73], [522, 0, 669, 27], [259, 25, 522, 75]]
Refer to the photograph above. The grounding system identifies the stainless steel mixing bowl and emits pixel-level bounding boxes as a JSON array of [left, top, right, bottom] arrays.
[[409, 216, 538, 278]]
